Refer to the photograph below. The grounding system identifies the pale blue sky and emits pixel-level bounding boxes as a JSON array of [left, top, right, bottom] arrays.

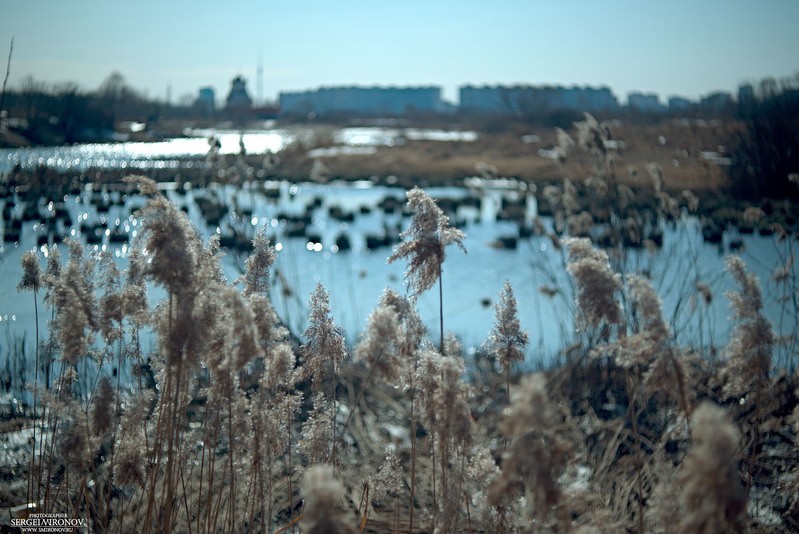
[[1, 0, 797, 105]]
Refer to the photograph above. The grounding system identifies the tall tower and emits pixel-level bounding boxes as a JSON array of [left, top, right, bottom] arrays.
[[256, 48, 264, 107]]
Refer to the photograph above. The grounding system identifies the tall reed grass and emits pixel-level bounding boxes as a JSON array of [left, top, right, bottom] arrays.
[[3, 117, 798, 533]]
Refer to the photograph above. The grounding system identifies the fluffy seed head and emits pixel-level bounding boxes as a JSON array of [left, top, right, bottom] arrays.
[[301, 283, 347, 396], [91, 376, 115, 437], [123, 248, 148, 328], [356, 303, 403, 383], [370, 448, 404, 502], [139, 195, 199, 295], [485, 280, 529, 372], [18, 250, 42, 293], [300, 465, 355, 534], [681, 190, 700, 213], [98, 252, 124, 345], [241, 230, 276, 297], [723, 256, 773, 396], [388, 187, 466, 296], [678, 402, 745, 533], [565, 238, 623, 329], [488, 374, 569, 522], [124, 174, 159, 195], [222, 286, 265, 371], [742, 206, 765, 224]]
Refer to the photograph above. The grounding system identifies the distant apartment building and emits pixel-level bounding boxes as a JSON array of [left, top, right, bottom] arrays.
[[194, 86, 216, 115], [667, 96, 692, 112], [627, 92, 665, 113], [458, 85, 619, 115], [699, 91, 734, 112], [737, 83, 756, 105], [279, 86, 444, 117]]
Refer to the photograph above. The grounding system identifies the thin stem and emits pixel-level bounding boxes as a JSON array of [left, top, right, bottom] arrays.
[[409, 348, 418, 534], [287, 416, 295, 534], [506, 364, 511, 407], [228, 388, 236, 532], [330, 366, 338, 466], [342, 363, 378, 432], [196, 441, 206, 534], [438, 267, 444, 354], [29, 290, 40, 505], [409, 389, 416, 534], [179, 463, 194, 534], [0, 37, 13, 121], [625, 370, 645, 534], [163, 293, 181, 534], [430, 437, 437, 532]]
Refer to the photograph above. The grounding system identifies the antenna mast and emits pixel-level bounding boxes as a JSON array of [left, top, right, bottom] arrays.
[[256, 47, 264, 106]]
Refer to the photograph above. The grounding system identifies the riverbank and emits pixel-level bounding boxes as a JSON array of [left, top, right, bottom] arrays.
[[275, 119, 737, 191], [2, 117, 734, 186]]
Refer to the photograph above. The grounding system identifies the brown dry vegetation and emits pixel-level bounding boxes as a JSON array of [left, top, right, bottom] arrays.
[[273, 119, 737, 193], [2, 115, 797, 533]]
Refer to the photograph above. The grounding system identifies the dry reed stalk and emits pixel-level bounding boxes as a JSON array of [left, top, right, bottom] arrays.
[[388, 187, 466, 353]]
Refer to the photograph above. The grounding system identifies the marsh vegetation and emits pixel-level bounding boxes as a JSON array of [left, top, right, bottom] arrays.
[[1, 112, 798, 533]]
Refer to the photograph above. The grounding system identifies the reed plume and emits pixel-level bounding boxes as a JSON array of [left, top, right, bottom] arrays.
[[49, 240, 96, 367], [414, 347, 476, 531], [370, 447, 404, 504], [301, 283, 347, 395], [485, 280, 529, 403], [18, 250, 42, 294], [722, 255, 774, 397], [240, 229, 276, 297], [137, 186, 213, 533], [122, 247, 148, 330], [300, 465, 355, 534], [677, 401, 746, 533], [357, 303, 402, 382], [370, 289, 426, 533], [300, 283, 348, 465], [488, 373, 570, 529], [388, 186, 465, 352], [625, 275, 693, 416], [565, 237, 623, 332], [18, 249, 43, 507]]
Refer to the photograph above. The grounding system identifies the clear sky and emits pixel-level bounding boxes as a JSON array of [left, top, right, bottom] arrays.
[[1, 0, 797, 106]]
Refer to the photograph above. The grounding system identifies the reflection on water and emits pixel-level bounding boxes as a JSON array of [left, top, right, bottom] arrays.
[[0, 126, 478, 174], [1, 176, 795, 373], [334, 127, 478, 145], [0, 131, 292, 173]]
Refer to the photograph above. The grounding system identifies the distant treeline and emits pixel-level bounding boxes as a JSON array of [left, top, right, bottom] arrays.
[[729, 75, 799, 200], [0, 72, 197, 145]]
